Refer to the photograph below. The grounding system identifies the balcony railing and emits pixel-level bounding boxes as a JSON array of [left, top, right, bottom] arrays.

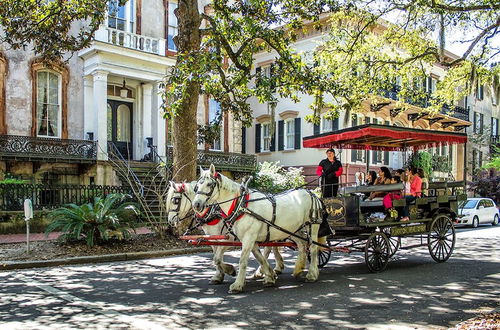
[[381, 85, 470, 121], [0, 135, 97, 163], [166, 147, 257, 173], [96, 27, 166, 56], [0, 184, 131, 211]]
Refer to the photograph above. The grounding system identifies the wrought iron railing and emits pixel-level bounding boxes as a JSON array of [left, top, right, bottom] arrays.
[[0, 183, 132, 211], [166, 147, 256, 173], [380, 85, 470, 121], [0, 135, 97, 162]]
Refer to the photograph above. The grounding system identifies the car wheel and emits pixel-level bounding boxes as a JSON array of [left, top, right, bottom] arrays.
[[492, 214, 499, 226], [472, 216, 479, 228]]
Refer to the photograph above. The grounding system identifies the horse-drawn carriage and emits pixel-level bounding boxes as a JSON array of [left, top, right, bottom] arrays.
[[172, 123, 468, 292], [303, 124, 468, 271]]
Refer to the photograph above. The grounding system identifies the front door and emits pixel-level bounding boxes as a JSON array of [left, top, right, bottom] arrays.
[[107, 100, 133, 159]]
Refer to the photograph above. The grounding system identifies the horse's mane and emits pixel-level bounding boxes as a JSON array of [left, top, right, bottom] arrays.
[[200, 170, 240, 195]]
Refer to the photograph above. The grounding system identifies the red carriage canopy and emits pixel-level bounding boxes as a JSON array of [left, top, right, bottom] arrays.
[[302, 124, 468, 151]]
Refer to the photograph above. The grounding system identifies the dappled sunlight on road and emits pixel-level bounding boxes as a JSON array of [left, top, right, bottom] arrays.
[[0, 227, 499, 329]]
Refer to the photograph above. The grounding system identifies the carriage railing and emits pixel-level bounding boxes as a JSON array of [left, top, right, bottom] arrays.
[[0, 183, 133, 211]]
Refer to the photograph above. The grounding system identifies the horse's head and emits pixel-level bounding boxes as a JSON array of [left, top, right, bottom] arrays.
[[192, 164, 221, 213], [166, 181, 195, 225]]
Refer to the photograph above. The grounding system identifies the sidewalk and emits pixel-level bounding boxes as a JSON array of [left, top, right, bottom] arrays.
[[0, 227, 153, 244]]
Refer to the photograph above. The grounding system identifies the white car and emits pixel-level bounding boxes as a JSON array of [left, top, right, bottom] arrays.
[[456, 198, 499, 228]]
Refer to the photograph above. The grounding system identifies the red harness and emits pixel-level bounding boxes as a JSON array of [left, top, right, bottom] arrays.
[[202, 194, 250, 226]]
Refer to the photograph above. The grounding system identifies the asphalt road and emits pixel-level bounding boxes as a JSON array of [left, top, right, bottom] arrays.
[[1, 226, 499, 329]]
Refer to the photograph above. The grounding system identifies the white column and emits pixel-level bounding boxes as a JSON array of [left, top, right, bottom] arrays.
[[142, 83, 153, 157], [154, 83, 166, 158], [93, 70, 109, 160], [83, 75, 95, 139]]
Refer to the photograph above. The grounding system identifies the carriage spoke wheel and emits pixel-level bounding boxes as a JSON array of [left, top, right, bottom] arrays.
[[308, 241, 332, 268], [428, 214, 455, 263], [381, 227, 401, 258], [365, 232, 390, 273]]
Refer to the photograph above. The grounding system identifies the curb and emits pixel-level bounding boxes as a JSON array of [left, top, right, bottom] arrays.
[[0, 246, 212, 271]]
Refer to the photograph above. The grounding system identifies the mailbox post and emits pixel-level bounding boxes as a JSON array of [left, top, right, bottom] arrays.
[[24, 199, 33, 253]]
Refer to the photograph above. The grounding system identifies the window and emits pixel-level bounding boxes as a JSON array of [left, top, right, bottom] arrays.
[[256, 64, 274, 90], [476, 84, 484, 100], [261, 123, 271, 152], [208, 99, 222, 151], [425, 76, 436, 94], [473, 112, 484, 134], [167, 1, 178, 51], [321, 118, 333, 133], [491, 118, 499, 137], [36, 71, 61, 137], [285, 119, 294, 149], [108, 0, 134, 32]]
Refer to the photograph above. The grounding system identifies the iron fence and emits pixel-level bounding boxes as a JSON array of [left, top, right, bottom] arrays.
[[0, 184, 132, 211]]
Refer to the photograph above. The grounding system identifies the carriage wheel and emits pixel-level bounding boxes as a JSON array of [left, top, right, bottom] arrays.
[[307, 241, 332, 268], [382, 227, 401, 258], [365, 232, 390, 273], [428, 214, 455, 263]]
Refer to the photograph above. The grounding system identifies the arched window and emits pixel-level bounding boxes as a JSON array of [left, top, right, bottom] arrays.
[[36, 70, 61, 137], [31, 60, 68, 138]]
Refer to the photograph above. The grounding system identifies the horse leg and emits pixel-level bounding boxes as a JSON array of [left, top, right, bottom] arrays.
[[306, 223, 320, 282], [210, 246, 236, 284], [210, 246, 225, 284], [229, 235, 258, 294], [251, 245, 276, 287], [252, 246, 270, 279], [273, 247, 285, 275], [291, 238, 308, 279]]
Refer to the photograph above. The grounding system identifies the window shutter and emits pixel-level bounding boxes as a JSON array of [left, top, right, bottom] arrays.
[[294, 117, 301, 149], [278, 120, 284, 151], [365, 117, 371, 124], [241, 127, 246, 154], [383, 151, 389, 165], [333, 118, 339, 131], [314, 123, 320, 135], [255, 124, 261, 153], [270, 64, 276, 91], [352, 114, 357, 127], [270, 122, 276, 152], [351, 149, 357, 163], [255, 67, 262, 87]]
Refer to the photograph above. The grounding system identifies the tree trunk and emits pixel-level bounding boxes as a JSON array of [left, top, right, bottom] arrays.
[[171, 0, 201, 235], [172, 0, 201, 183]]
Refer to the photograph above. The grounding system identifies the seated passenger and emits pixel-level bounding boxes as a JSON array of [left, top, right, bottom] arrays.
[[400, 167, 422, 222], [383, 176, 402, 217], [417, 168, 429, 196], [367, 167, 392, 200], [366, 171, 377, 186]]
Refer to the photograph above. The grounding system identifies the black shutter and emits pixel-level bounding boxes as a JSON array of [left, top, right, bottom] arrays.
[[278, 120, 284, 151], [255, 124, 261, 153], [255, 67, 262, 87], [333, 118, 339, 131], [241, 127, 246, 154], [383, 120, 390, 164], [270, 122, 276, 151], [294, 117, 301, 149], [352, 114, 357, 127], [351, 149, 357, 163], [314, 123, 320, 135], [270, 64, 276, 91], [365, 117, 370, 124]]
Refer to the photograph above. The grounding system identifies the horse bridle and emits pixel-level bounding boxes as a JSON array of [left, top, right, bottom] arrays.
[[194, 172, 221, 204]]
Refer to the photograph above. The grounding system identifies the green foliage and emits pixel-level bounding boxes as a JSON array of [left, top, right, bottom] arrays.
[[0, 0, 126, 62], [45, 193, 140, 247], [249, 161, 305, 194], [484, 146, 500, 170], [432, 154, 452, 173], [409, 151, 432, 178], [0, 211, 51, 235], [0, 173, 26, 185]]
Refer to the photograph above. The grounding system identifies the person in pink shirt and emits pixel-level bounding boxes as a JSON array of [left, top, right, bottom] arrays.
[[400, 167, 422, 222]]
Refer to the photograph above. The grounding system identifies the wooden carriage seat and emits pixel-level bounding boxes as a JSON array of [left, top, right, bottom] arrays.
[[342, 183, 404, 207]]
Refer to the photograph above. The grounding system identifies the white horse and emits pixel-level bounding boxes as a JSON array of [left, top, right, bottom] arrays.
[[166, 181, 284, 284], [192, 164, 323, 293]]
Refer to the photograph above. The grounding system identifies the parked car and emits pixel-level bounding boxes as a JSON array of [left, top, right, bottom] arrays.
[[456, 198, 499, 228]]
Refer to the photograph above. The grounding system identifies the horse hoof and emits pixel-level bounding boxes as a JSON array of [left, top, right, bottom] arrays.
[[293, 271, 307, 279], [305, 276, 318, 283], [229, 284, 244, 293], [274, 269, 282, 275], [209, 279, 223, 285]]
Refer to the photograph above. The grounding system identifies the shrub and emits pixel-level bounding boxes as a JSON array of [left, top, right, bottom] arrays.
[[249, 162, 305, 194], [468, 169, 500, 205], [45, 193, 140, 247]]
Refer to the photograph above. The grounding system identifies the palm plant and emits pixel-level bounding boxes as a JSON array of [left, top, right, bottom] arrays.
[[45, 193, 140, 247]]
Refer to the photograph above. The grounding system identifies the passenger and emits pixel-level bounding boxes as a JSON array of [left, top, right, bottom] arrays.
[[392, 169, 404, 181], [400, 167, 423, 222], [417, 168, 429, 196], [383, 175, 402, 217], [367, 167, 392, 200], [366, 171, 377, 186]]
